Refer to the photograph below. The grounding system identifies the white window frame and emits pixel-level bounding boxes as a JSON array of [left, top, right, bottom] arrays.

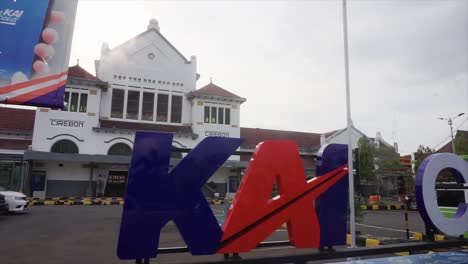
[[62, 88, 88, 113]]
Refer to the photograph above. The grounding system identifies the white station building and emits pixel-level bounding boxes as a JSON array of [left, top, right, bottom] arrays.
[[0, 20, 391, 198]]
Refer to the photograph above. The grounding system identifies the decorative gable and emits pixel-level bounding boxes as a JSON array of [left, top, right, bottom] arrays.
[[96, 19, 197, 91]]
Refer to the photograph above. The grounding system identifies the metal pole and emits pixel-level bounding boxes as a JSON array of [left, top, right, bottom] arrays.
[[449, 118, 456, 154], [404, 202, 410, 240], [342, 0, 356, 248]]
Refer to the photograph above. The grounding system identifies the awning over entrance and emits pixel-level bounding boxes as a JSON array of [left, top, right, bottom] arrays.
[[24, 151, 131, 164], [23, 150, 249, 168]]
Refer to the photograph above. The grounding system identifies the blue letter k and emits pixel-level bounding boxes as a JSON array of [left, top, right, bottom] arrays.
[[117, 132, 243, 259]]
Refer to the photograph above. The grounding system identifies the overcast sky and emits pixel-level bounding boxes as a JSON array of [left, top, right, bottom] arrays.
[[69, 0, 468, 155]]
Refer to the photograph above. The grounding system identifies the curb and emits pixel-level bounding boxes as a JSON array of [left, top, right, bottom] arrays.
[[360, 204, 408, 210], [411, 232, 461, 242], [28, 199, 125, 206], [27, 197, 125, 206], [27, 197, 226, 206], [346, 234, 380, 247], [209, 198, 225, 205], [28, 197, 124, 201]]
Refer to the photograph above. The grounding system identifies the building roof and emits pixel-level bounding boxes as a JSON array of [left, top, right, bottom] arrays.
[[0, 139, 31, 150], [0, 107, 35, 132], [68, 65, 102, 81], [324, 126, 367, 142], [323, 129, 339, 137], [437, 141, 453, 153], [189, 83, 245, 102], [240, 127, 321, 151], [111, 26, 190, 63], [99, 120, 193, 135], [436, 130, 468, 153]]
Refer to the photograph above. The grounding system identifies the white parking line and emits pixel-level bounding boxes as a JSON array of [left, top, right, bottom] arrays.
[[356, 223, 416, 234]]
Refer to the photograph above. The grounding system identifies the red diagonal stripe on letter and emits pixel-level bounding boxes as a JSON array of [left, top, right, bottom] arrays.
[[217, 141, 348, 253]]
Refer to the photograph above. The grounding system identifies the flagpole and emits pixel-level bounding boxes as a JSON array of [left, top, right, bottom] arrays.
[[342, 0, 356, 248]]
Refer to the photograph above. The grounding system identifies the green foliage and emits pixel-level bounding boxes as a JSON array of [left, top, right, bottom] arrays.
[[357, 136, 376, 183], [414, 145, 434, 174], [354, 196, 364, 222], [374, 145, 404, 176], [454, 132, 468, 155]]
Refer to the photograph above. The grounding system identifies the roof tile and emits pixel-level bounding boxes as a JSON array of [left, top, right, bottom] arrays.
[[0, 107, 35, 131], [192, 83, 243, 99], [240, 127, 321, 150], [436, 130, 468, 153], [0, 139, 31, 150], [68, 65, 101, 81]]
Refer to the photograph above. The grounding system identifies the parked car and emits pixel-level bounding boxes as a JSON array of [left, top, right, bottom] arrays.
[[0, 186, 28, 212], [0, 193, 7, 214]]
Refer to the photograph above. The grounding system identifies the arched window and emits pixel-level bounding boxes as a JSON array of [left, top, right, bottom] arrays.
[[171, 150, 183, 159], [108, 143, 132, 156], [51, 140, 79, 154]]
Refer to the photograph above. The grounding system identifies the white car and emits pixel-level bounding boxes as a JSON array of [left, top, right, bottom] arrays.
[[0, 186, 28, 212]]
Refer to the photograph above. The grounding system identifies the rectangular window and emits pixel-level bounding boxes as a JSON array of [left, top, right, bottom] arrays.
[[170, 95, 182, 123], [70, 92, 79, 112], [63, 92, 70, 111], [218, 108, 224, 124], [142, 92, 154, 121], [111, 89, 124, 118], [156, 94, 168, 122], [228, 176, 240, 193], [211, 107, 217, 124], [225, 108, 231, 125], [204, 106, 210, 123], [79, 94, 88, 113], [126, 91, 140, 120]]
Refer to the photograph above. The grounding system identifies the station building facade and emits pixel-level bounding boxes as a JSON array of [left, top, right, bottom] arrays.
[[0, 20, 389, 198]]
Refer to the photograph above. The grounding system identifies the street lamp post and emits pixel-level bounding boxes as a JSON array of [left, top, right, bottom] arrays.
[[342, 0, 356, 248], [438, 113, 465, 154]]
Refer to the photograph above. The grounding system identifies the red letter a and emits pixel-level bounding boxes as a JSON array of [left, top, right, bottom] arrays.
[[218, 141, 347, 253]]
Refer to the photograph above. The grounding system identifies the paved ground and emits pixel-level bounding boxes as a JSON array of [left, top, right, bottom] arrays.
[[0, 206, 425, 264], [356, 210, 425, 240]]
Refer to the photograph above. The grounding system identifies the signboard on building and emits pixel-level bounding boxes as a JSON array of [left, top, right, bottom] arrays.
[[50, 118, 84, 128], [0, 0, 78, 108], [204, 131, 230, 137]]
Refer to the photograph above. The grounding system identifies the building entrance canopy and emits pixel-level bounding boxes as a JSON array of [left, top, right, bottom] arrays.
[[24, 151, 131, 164], [23, 150, 248, 168]]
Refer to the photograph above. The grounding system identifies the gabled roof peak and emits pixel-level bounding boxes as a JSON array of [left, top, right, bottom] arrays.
[[104, 19, 191, 64], [68, 64, 101, 81], [188, 83, 246, 103]]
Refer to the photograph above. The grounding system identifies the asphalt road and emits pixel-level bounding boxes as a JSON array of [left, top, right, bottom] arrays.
[[356, 210, 426, 240], [0, 206, 426, 264]]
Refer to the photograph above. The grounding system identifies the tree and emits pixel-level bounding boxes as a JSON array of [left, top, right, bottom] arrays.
[[357, 136, 375, 183], [414, 145, 434, 174], [454, 132, 468, 155], [374, 145, 403, 176], [374, 145, 405, 196]]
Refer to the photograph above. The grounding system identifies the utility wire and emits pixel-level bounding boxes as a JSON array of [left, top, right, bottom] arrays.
[[432, 135, 452, 150], [431, 117, 467, 150]]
